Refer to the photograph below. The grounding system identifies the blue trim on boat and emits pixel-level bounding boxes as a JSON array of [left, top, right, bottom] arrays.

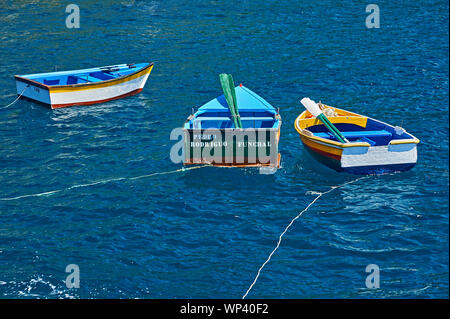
[[308, 117, 416, 146], [185, 85, 279, 130]]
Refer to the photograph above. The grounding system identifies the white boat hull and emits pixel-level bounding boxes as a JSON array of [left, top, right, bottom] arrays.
[[15, 63, 153, 109], [341, 143, 417, 168]]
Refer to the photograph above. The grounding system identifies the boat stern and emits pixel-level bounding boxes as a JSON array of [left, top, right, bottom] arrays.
[[14, 76, 51, 106], [340, 140, 418, 174], [183, 126, 281, 168]]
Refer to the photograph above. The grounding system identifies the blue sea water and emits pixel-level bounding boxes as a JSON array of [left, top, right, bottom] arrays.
[[0, 0, 448, 299]]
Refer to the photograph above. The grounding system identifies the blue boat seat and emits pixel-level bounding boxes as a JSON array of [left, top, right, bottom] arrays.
[[192, 116, 276, 129], [43, 79, 60, 85], [89, 71, 115, 81], [67, 75, 90, 85], [357, 136, 376, 146], [195, 117, 232, 121], [196, 117, 275, 121], [314, 130, 392, 139]]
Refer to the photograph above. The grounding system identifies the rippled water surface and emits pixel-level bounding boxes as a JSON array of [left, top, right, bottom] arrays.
[[0, 0, 448, 298]]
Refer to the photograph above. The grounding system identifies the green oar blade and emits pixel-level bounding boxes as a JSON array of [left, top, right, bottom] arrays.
[[227, 74, 242, 128], [219, 73, 239, 128], [321, 115, 348, 143], [317, 114, 346, 143]]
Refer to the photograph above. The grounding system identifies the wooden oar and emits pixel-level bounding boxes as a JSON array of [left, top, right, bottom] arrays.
[[300, 97, 349, 143]]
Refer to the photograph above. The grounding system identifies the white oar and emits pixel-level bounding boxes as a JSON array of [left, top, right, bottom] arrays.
[[300, 98, 348, 143]]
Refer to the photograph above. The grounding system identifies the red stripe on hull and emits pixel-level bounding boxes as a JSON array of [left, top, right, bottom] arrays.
[[305, 144, 342, 161], [50, 88, 143, 109]]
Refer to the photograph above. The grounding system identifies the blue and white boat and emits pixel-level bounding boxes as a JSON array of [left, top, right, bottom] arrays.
[[183, 81, 282, 168], [14, 62, 153, 108]]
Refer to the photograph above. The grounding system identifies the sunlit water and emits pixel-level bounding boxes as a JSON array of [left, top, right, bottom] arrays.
[[0, 0, 448, 298]]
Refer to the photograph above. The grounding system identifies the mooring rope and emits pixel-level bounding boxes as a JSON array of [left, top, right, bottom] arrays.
[[0, 165, 209, 202], [0, 85, 29, 110], [242, 175, 371, 299]]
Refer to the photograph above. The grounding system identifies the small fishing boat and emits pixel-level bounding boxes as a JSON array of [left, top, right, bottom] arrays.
[[183, 74, 281, 169], [294, 99, 420, 174], [14, 62, 154, 108]]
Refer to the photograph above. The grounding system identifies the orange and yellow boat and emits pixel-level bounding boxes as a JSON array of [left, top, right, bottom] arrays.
[[294, 103, 420, 174]]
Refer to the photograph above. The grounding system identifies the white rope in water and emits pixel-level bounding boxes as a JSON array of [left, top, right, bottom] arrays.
[[0, 165, 209, 201], [0, 86, 29, 110], [242, 175, 370, 299], [421, 141, 447, 151]]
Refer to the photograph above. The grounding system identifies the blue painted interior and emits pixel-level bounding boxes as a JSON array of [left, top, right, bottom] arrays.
[[314, 130, 392, 139], [19, 63, 149, 86], [308, 118, 415, 146], [185, 85, 279, 130]]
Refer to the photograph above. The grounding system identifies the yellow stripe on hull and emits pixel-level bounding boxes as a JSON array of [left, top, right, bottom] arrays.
[[298, 116, 368, 131], [300, 136, 343, 157]]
